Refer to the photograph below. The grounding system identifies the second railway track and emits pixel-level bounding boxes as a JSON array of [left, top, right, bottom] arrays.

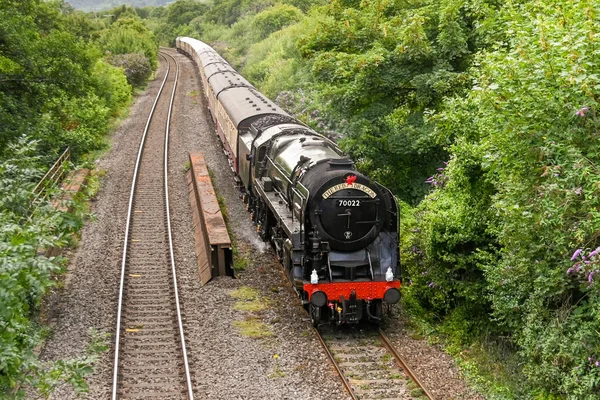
[[111, 50, 194, 400]]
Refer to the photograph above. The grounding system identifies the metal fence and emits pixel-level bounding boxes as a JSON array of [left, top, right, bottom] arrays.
[[31, 147, 71, 205]]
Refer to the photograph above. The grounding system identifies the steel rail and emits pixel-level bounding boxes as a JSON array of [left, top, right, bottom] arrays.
[[312, 327, 358, 400], [111, 53, 172, 400], [161, 49, 195, 400], [378, 328, 435, 400]]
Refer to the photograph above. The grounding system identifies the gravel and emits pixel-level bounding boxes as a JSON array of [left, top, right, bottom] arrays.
[[35, 48, 484, 400]]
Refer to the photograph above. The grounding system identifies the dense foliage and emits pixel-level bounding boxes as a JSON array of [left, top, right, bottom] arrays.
[[66, 0, 170, 12], [296, 0, 498, 201], [0, 1, 157, 396], [3, 0, 598, 396], [143, 0, 600, 397], [0, 140, 75, 396], [411, 1, 600, 397]]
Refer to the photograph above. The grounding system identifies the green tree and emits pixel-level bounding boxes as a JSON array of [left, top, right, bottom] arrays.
[[297, 0, 498, 202], [409, 0, 600, 396], [251, 4, 303, 40], [99, 16, 158, 69], [166, 0, 209, 27]]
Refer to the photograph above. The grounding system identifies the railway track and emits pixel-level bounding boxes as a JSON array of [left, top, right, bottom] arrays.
[[111, 51, 194, 400], [316, 326, 435, 400]]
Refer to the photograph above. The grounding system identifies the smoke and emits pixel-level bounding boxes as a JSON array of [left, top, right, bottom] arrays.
[[241, 229, 269, 253]]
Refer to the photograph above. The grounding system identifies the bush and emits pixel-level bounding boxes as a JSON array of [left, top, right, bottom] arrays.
[[0, 139, 68, 394], [408, 0, 600, 396], [98, 17, 158, 69], [251, 4, 303, 40], [92, 59, 132, 115], [106, 53, 153, 88]]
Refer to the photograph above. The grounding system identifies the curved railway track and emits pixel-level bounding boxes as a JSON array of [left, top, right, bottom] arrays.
[[316, 326, 435, 400], [111, 50, 194, 400]]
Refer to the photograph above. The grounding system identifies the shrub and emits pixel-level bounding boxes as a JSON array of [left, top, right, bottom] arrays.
[[408, 0, 600, 396], [251, 4, 303, 40], [106, 53, 153, 88], [98, 17, 158, 69], [91, 59, 132, 115]]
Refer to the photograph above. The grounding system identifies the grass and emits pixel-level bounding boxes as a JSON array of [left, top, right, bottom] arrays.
[[230, 286, 260, 300], [234, 301, 266, 312], [230, 286, 272, 338], [231, 287, 267, 310], [232, 246, 251, 272], [407, 379, 419, 390], [233, 317, 273, 338]]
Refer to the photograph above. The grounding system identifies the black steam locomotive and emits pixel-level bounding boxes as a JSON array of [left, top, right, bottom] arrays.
[[177, 37, 401, 325]]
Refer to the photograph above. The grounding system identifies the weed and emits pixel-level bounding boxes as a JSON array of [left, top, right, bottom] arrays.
[[234, 301, 266, 312], [233, 317, 273, 338], [268, 354, 285, 378], [232, 246, 251, 271], [230, 286, 260, 300], [84, 173, 102, 199]]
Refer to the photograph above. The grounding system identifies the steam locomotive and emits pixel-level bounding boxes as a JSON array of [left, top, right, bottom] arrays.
[[176, 37, 401, 325]]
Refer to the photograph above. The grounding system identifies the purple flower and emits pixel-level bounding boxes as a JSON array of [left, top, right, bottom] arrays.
[[575, 187, 583, 195], [575, 107, 589, 117], [571, 249, 583, 261], [589, 247, 600, 258], [437, 167, 445, 172], [567, 267, 574, 274], [428, 282, 435, 288], [589, 271, 595, 283], [425, 176, 435, 184]]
